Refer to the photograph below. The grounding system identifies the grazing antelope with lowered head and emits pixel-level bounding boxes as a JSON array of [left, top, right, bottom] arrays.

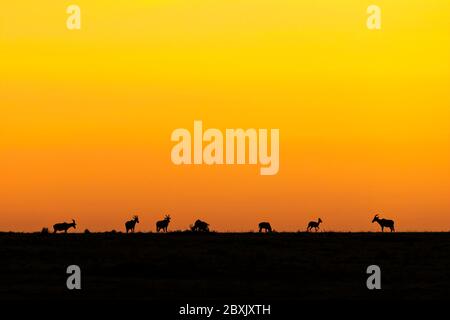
[[53, 219, 76, 233], [307, 218, 322, 232], [125, 215, 139, 233], [156, 215, 171, 232], [372, 214, 395, 232], [191, 219, 210, 232], [258, 222, 272, 233]]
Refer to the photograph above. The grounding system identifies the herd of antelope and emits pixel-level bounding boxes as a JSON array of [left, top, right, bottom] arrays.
[[51, 214, 395, 234]]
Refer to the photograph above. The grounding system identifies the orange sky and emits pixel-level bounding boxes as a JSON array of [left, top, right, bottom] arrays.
[[1, 0, 449, 232]]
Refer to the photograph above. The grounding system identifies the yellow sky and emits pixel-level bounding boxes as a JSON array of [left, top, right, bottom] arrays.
[[1, 1, 449, 232]]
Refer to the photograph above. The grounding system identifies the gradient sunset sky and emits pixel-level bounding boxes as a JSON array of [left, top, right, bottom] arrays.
[[1, 0, 449, 232]]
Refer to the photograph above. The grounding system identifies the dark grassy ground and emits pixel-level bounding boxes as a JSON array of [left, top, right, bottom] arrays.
[[1, 232, 449, 301]]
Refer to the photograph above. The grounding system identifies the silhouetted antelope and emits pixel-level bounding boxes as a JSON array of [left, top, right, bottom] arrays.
[[156, 215, 171, 232], [372, 214, 395, 232], [307, 218, 322, 232], [258, 222, 272, 233], [191, 219, 210, 232], [125, 215, 139, 233], [53, 219, 76, 233]]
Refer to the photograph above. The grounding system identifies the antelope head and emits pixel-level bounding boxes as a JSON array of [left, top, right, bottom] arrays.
[[318, 218, 322, 223], [165, 215, 171, 222], [372, 214, 379, 223], [72, 219, 77, 228], [133, 215, 139, 223]]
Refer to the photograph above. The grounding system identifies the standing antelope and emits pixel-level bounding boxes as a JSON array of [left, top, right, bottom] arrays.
[[372, 214, 395, 232], [125, 215, 139, 233], [258, 222, 272, 233], [53, 219, 76, 233], [307, 218, 322, 232], [156, 215, 171, 232]]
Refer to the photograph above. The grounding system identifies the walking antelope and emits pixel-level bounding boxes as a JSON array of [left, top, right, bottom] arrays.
[[53, 219, 76, 233], [191, 219, 210, 232], [372, 214, 395, 232], [125, 215, 139, 233], [258, 222, 272, 233], [307, 218, 322, 232], [156, 215, 171, 232]]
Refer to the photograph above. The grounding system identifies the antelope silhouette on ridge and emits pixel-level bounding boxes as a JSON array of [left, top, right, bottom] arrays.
[[156, 215, 171, 233], [125, 215, 139, 233], [372, 214, 395, 232], [53, 219, 76, 233], [191, 219, 210, 232], [258, 222, 272, 233], [307, 218, 322, 232]]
